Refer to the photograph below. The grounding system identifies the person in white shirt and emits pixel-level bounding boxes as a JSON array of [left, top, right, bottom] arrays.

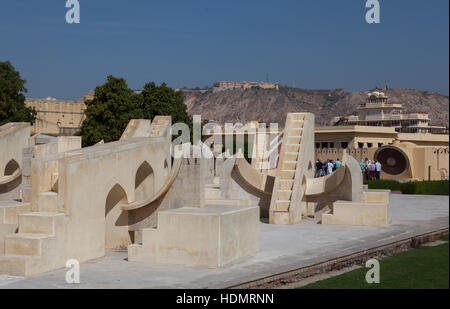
[[327, 160, 334, 175], [375, 161, 382, 180]]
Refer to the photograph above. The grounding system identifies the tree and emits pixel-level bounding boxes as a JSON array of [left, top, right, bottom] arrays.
[[78, 77, 193, 146], [0, 61, 36, 126], [78, 75, 139, 146], [139, 82, 192, 128]]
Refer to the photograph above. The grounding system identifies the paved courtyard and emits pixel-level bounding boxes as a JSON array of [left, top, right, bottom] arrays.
[[0, 194, 448, 289]]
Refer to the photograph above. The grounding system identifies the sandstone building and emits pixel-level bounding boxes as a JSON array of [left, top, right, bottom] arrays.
[[314, 89, 449, 181], [24, 91, 93, 136], [331, 90, 448, 134], [314, 126, 449, 181]]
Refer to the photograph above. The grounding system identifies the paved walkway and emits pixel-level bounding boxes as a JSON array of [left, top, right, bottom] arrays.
[[0, 194, 448, 289]]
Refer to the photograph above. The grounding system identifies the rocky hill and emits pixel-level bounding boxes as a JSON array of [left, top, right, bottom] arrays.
[[183, 87, 449, 127]]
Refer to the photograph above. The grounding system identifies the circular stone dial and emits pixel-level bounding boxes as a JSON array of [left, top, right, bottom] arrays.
[[375, 147, 409, 176]]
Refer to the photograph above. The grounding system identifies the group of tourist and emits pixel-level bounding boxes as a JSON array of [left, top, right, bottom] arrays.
[[360, 158, 382, 180], [314, 157, 383, 180], [314, 159, 342, 178]]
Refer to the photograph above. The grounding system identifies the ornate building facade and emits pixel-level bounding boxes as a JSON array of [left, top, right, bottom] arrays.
[[331, 90, 448, 134]]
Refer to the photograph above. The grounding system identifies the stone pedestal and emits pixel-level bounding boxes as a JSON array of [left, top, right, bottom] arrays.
[[128, 205, 259, 267]]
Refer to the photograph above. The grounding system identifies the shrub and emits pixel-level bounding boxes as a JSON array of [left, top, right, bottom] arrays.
[[400, 180, 449, 195], [364, 180, 402, 191]]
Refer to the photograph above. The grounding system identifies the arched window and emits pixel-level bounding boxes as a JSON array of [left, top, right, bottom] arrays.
[[4, 159, 20, 176], [105, 184, 131, 249], [135, 161, 155, 201]]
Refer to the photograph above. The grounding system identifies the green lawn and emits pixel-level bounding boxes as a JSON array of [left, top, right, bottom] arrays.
[[299, 236, 449, 289]]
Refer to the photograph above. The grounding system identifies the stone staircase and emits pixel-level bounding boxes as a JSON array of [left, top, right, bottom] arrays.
[[0, 191, 67, 276], [271, 114, 305, 223], [0, 201, 31, 254], [270, 113, 315, 225], [0, 211, 67, 276]]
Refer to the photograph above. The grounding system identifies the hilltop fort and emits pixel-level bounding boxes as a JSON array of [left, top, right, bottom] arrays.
[[212, 81, 279, 92]]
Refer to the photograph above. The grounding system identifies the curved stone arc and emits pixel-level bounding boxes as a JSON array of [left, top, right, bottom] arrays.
[[121, 154, 183, 211], [305, 164, 346, 196], [0, 168, 22, 186], [234, 156, 275, 195]]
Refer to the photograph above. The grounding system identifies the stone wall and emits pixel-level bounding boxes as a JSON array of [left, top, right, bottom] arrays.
[[25, 96, 88, 136], [315, 148, 374, 163]]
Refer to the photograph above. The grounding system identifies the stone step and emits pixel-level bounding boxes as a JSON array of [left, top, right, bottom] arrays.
[[283, 144, 300, 153], [279, 170, 296, 179], [283, 152, 298, 161], [279, 179, 294, 190], [0, 203, 31, 224], [278, 190, 292, 201], [37, 192, 58, 212], [0, 210, 66, 276], [0, 254, 36, 276], [289, 114, 305, 121], [276, 200, 291, 211], [286, 128, 303, 136], [270, 208, 291, 225], [0, 203, 32, 254], [322, 201, 389, 226], [5, 233, 53, 256], [290, 121, 304, 129], [18, 212, 65, 235], [280, 161, 297, 170], [287, 136, 302, 144]]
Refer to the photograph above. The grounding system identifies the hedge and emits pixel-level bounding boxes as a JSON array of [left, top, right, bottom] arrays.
[[364, 180, 402, 191], [400, 180, 449, 195], [364, 180, 449, 195]]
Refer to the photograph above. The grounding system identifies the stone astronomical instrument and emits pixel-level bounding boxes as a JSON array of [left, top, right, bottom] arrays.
[[374, 146, 410, 176]]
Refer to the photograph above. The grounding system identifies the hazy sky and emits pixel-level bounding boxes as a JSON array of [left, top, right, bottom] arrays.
[[1, 0, 449, 100]]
